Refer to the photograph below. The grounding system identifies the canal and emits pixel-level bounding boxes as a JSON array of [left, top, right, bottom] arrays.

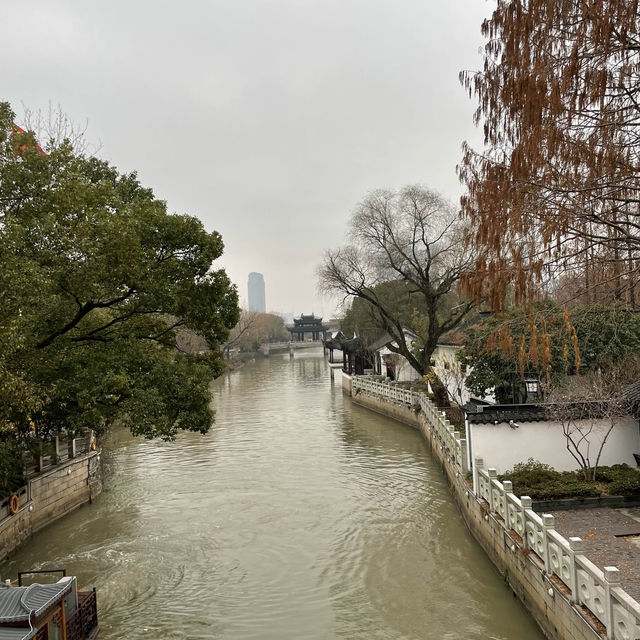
[[1, 349, 543, 639]]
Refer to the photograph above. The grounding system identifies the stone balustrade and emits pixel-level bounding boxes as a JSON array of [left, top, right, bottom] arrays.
[[353, 376, 467, 473], [351, 374, 640, 640]]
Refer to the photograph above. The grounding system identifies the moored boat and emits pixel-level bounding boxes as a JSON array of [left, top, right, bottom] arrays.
[[0, 569, 98, 640]]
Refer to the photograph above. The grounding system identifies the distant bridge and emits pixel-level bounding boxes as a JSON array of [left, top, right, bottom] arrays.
[[259, 341, 325, 355]]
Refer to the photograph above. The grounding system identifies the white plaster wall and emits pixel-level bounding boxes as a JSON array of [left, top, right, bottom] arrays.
[[432, 344, 495, 405], [377, 344, 422, 382], [470, 416, 640, 474], [432, 345, 470, 404], [396, 361, 422, 382]]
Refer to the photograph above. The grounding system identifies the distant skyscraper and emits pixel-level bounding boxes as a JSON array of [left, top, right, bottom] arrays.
[[248, 272, 266, 312]]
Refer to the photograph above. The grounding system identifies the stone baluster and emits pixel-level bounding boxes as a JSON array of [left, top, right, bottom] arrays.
[[487, 468, 498, 512], [474, 457, 483, 497], [569, 537, 585, 600], [604, 566, 621, 639], [454, 431, 461, 466], [460, 438, 468, 474], [521, 497, 532, 549], [542, 514, 555, 573], [503, 480, 513, 530]]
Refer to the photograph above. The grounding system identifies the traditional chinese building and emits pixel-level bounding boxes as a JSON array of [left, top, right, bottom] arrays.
[[0, 572, 98, 640], [287, 314, 328, 342]]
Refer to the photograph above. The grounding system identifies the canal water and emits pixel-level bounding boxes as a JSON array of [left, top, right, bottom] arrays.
[[1, 350, 543, 639]]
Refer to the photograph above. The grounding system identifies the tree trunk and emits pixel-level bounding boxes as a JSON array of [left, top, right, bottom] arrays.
[[430, 373, 450, 407]]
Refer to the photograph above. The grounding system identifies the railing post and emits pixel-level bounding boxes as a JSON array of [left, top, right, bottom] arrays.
[[503, 480, 513, 530], [487, 468, 497, 512], [542, 514, 555, 573], [460, 438, 468, 474], [454, 431, 461, 466], [473, 457, 483, 496], [54, 434, 60, 463], [569, 537, 584, 600], [521, 496, 532, 549], [71, 437, 77, 459], [604, 566, 621, 639]]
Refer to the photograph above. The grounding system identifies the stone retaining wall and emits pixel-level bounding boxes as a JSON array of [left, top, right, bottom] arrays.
[[0, 451, 102, 563], [344, 372, 603, 640], [419, 420, 601, 640], [351, 390, 421, 430]]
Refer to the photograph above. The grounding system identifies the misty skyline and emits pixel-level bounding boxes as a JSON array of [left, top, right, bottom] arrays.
[[2, 0, 495, 317]]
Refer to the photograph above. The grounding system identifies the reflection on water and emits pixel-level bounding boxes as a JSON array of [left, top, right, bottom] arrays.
[[0, 350, 543, 639]]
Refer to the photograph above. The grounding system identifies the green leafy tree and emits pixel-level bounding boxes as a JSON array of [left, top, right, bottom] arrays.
[[461, 303, 640, 402], [0, 102, 239, 443]]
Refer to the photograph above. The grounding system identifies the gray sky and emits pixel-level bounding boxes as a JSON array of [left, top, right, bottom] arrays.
[[2, 0, 494, 318]]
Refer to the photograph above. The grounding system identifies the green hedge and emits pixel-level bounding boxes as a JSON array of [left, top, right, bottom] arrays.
[[499, 459, 640, 500]]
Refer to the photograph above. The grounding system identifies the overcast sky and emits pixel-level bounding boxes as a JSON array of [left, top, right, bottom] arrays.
[[2, 0, 494, 318]]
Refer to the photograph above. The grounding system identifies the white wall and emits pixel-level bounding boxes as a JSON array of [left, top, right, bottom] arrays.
[[469, 416, 640, 474], [432, 344, 495, 406], [377, 344, 422, 382], [432, 344, 469, 404]]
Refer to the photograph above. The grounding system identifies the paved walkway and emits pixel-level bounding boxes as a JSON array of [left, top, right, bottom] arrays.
[[550, 507, 640, 601]]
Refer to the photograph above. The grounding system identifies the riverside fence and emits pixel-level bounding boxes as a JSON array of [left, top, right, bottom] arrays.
[[351, 375, 640, 640]]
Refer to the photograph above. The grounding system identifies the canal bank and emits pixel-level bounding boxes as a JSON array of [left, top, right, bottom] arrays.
[[347, 373, 639, 640], [0, 435, 101, 563]]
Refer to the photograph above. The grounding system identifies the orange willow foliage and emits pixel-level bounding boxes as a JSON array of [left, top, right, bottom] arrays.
[[459, 0, 640, 311], [482, 307, 579, 384]]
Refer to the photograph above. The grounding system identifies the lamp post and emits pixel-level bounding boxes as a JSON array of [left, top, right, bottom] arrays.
[[525, 378, 539, 402]]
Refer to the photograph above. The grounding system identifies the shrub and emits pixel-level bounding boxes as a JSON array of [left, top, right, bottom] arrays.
[[594, 464, 640, 496], [609, 476, 640, 496], [500, 458, 600, 500], [498, 459, 640, 500]]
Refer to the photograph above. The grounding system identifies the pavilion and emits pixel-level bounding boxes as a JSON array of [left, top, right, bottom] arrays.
[[287, 314, 328, 342]]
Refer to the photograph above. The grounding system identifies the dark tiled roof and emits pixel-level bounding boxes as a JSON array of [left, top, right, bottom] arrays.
[[624, 382, 640, 415], [368, 332, 393, 352], [292, 314, 325, 326], [466, 394, 640, 424], [0, 628, 36, 640], [323, 331, 347, 350], [368, 330, 419, 352], [0, 580, 72, 624], [465, 403, 547, 424], [340, 337, 368, 354]]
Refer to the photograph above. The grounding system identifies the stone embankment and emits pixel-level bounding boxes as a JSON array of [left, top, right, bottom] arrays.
[[0, 436, 101, 563], [346, 373, 640, 640]]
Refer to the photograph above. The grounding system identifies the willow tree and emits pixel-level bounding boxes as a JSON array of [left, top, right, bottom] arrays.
[[459, 0, 640, 310], [319, 185, 475, 385]]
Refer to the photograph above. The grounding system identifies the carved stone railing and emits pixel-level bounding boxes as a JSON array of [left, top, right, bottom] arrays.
[[352, 376, 467, 473], [351, 375, 640, 640], [474, 459, 640, 639]]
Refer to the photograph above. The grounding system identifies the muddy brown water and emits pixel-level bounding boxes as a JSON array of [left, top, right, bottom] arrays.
[[1, 350, 543, 639]]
